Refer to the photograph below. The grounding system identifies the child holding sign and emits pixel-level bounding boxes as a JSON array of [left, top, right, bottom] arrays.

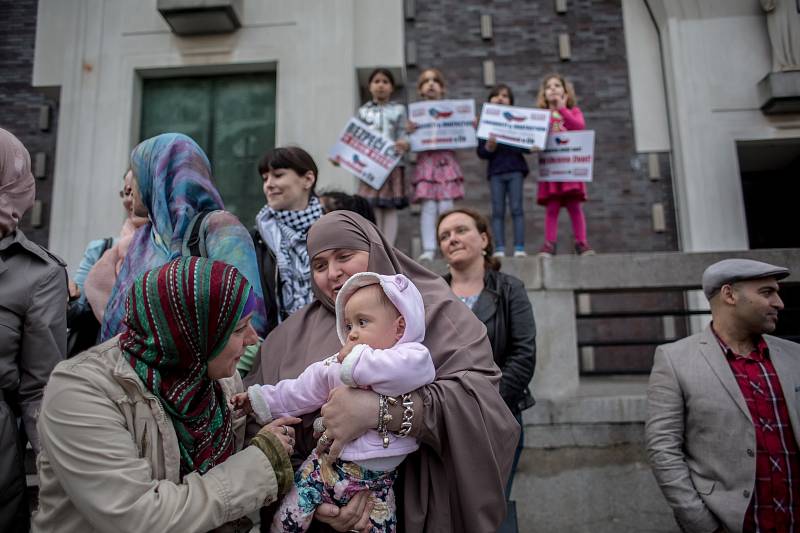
[[535, 73, 594, 257], [356, 68, 410, 246], [408, 68, 465, 262], [477, 84, 530, 258]]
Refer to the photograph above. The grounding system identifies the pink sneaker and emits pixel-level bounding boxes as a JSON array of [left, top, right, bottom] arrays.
[[575, 242, 595, 256], [537, 241, 556, 258]]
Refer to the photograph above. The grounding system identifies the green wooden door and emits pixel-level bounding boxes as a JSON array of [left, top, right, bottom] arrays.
[[141, 72, 276, 224]]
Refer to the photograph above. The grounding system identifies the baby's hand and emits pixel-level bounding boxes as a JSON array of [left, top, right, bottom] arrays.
[[337, 340, 358, 363], [230, 392, 252, 414]]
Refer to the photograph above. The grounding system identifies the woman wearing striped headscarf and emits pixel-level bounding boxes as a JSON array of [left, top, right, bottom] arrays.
[[33, 257, 296, 533], [100, 133, 268, 342]]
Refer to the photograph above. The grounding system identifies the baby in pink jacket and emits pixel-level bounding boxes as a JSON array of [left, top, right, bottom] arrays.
[[232, 272, 435, 533]]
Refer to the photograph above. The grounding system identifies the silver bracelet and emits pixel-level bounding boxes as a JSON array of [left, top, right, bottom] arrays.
[[396, 393, 414, 437], [377, 394, 392, 448]]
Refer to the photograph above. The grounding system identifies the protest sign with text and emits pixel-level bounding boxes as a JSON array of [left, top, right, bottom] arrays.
[[476, 103, 551, 150], [538, 130, 595, 182], [329, 118, 402, 190], [408, 99, 477, 152]]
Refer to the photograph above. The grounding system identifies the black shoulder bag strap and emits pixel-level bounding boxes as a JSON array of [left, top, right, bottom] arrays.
[[182, 210, 218, 257]]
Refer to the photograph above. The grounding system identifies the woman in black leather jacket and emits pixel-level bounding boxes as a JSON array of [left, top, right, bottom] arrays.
[[437, 207, 536, 498]]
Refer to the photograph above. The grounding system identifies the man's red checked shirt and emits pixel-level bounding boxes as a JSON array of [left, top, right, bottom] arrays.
[[713, 326, 800, 532]]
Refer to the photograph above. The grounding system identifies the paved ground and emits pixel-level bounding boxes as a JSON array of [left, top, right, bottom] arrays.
[[511, 442, 679, 533]]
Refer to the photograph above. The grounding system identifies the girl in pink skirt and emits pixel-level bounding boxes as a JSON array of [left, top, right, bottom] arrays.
[[536, 73, 594, 257], [408, 68, 465, 261]]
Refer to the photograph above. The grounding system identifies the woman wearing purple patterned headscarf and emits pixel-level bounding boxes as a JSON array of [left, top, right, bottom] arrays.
[[100, 133, 268, 341]]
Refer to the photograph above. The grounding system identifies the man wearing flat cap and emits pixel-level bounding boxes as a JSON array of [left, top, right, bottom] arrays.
[[647, 259, 800, 533]]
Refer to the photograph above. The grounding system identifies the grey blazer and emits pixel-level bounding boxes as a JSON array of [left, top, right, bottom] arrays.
[[646, 326, 800, 533]]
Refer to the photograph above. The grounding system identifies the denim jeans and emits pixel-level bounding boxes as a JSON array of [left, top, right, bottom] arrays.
[[490, 171, 525, 251]]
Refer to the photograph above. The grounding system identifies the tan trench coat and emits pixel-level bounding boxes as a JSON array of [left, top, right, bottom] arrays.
[[32, 338, 281, 533]]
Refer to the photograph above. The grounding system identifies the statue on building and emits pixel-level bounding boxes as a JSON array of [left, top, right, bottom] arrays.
[[761, 0, 800, 72]]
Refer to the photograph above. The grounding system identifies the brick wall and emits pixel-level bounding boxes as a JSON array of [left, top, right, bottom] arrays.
[[0, 0, 59, 247], [399, 0, 679, 256]]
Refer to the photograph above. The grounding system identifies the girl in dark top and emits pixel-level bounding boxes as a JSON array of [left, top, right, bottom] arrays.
[[477, 84, 531, 258]]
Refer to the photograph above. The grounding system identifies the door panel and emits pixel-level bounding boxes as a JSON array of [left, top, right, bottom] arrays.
[[141, 78, 213, 152], [140, 72, 276, 224], [212, 74, 276, 223]]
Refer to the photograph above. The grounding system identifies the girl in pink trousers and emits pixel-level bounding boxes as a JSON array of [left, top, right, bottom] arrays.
[[536, 73, 595, 257], [232, 272, 434, 533]]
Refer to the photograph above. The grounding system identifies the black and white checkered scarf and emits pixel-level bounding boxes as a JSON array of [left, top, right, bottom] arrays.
[[256, 195, 323, 317]]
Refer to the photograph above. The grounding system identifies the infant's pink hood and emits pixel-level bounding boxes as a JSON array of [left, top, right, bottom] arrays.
[[334, 272, 425, 345]]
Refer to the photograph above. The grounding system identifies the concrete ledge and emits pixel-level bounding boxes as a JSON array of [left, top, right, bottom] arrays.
[[497, 256, 543, 289], [526, 394, 647, 425], [758, 71, 800, 114], [525, 422, 644, 449], [425, 256, 543, 289], [526, 376, 649, 426], [541, 249, 800, 291], [428, 249, 799, 292]]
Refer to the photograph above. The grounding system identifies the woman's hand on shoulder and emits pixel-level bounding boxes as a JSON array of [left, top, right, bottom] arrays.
[[314, 490, 373, 532], [320, 387, 376, 459]]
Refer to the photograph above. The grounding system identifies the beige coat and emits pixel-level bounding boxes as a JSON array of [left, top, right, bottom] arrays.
[[646, 327, 800, 533], [32, 338, 280, 533]]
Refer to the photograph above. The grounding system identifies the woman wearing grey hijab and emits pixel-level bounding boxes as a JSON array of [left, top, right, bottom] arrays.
[[246, 211, 518, 532], [0, 128, 68, 531]]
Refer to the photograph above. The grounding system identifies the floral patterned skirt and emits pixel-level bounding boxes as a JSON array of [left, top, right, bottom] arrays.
[[272, 449, 398, 533]]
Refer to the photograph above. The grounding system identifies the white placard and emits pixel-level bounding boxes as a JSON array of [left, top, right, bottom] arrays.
[[476, 103, 551, 150], [408, 99, 477, 152], [329, 117, 402, 190], [538, 130, 595, 182]]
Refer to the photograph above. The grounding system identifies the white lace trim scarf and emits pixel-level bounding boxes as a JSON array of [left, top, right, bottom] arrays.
[[256, 196, 323, 318]]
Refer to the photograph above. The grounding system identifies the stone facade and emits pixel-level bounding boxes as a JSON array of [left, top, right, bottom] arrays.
[[398, 0, 679, 256], [0, 0, 59, 247]]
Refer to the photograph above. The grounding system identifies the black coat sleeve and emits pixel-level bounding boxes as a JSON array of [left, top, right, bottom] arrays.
[[498, 278, 536, 407], [476, 138, 496, 160]]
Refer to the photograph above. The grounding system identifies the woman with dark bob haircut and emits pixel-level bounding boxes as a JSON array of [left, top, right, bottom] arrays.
[[246, 146, 324, 374]]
